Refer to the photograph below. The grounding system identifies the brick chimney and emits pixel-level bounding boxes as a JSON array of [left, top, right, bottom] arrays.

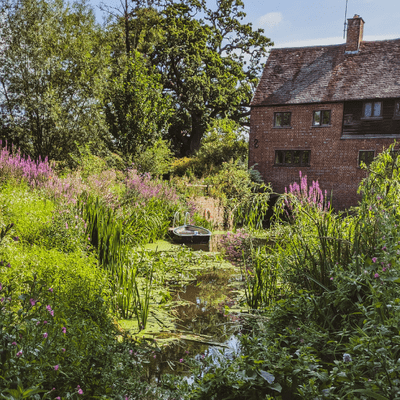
[[345, 14, 364, 53]]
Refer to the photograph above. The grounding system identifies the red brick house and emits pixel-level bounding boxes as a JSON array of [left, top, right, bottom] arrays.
[[249, 15, 400, 209]]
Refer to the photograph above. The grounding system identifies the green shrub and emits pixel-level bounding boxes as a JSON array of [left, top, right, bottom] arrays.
[[0, 182, 54, 245], [133, 138, 174, 176]]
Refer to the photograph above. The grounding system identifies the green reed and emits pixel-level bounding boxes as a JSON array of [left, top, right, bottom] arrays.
[[243, 245, 279, 310], [78, 194, 155, 329]]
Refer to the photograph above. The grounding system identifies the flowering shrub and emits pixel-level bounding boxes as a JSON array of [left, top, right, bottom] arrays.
[[125, 168, 179, 207], [284, 171, 330, 213], [219, 229, 251, 265], [0, 142, 53, 187]]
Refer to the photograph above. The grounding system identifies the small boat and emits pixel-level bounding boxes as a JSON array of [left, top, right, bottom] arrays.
[[172, 224, 212, 244], [171, 212, 212, 245]]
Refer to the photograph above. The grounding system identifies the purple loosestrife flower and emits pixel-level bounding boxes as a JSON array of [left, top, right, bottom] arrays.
[[374, 273, 380, 279], [11, 342, 17, 345], [43, 332, 48, 339], [62, 327, 66, 334], [54, 365, 59, 371], [30, 298, 36, 306], [372, 257, 377, 263], [16, 350, 22, 357], [62, 348, 66, 352]]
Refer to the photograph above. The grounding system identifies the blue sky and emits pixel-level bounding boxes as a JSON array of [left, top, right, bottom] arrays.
[[91, 0, 400, 49]]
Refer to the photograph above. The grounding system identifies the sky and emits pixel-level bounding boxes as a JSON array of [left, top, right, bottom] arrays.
[[90, 0, 400, 49]]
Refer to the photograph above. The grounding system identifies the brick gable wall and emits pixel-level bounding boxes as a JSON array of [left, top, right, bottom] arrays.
[[249, 103, 399, 210]]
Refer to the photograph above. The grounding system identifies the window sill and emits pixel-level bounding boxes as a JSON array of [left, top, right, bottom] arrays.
[[272, 126, 292, 129], [360, 117, 383, 121], [311, 125, 332, 128]]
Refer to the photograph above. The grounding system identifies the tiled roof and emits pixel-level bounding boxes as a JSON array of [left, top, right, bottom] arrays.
[[251, 39, 400, 107]]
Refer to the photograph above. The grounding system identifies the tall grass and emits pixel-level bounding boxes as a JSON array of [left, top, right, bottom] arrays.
[[78, 194, 165, 329], [243, 245, 278, 310]]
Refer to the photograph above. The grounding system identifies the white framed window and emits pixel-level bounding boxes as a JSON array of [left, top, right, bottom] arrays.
[[363, 101, 382, 118]]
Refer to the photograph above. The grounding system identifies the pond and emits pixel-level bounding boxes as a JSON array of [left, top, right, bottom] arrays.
[[145, 267, 244, 382], [120, 235, 250, 383]]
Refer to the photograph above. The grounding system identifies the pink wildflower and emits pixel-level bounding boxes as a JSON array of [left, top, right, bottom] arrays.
[[30, 298, 36, 306], [372, 257, 377, 263], [382, 267, 387, 272], [54, 365, 59, 371], [78, 389, 83, 395], [16, 350, 22, 357], [62, 327, 66, 334], [48, 287, 53, 292], [11, 341, 17, 345], [179, 358, 183, 363], [43, 332, 48, 338], [374, 273, 380, 279], [62, 348, 66, 352]]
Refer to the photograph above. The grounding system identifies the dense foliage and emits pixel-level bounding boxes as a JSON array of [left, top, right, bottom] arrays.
[[0, 0, 272, 160], [164, 145, 400, 399]]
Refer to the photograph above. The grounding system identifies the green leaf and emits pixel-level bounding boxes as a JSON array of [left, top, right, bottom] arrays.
[[258, 370, 275, 384]]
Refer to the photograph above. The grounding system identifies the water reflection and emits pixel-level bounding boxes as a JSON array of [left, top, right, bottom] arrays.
[[146, 271, 242, 381]]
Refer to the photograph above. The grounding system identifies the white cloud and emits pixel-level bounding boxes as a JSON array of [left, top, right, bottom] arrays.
[[256, 12, 283, 29]]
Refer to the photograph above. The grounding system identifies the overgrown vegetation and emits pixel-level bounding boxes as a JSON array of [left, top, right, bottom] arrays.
[[163, 144, 400, 400], [0, 141, 266, 398]]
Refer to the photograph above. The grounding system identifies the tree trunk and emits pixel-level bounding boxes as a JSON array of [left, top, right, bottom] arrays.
[[189, 111, 205, 154]]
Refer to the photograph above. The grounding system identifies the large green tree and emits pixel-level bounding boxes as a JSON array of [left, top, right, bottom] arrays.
[[128, 0, 273, 155], [103, 50, 173, 157], [0, 0, 110, 160]]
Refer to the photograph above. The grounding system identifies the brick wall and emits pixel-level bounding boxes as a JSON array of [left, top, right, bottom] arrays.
[[249, 103, 398, 210]]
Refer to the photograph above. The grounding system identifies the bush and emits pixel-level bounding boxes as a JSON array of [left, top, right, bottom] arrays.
[[133, 138, 174, 176], [0, 182, 54, 245]]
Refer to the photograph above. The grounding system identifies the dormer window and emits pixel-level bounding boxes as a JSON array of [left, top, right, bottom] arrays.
[[274, 112, 291, 128], [363, 101, 382, 119], [312, 110, 331, 126]]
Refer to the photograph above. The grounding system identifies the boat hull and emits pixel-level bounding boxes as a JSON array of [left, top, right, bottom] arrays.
[[172, 225, 212, 244]]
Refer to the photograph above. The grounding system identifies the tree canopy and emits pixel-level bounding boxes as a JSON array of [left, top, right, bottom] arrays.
[[0, 0, 110, 160], [0, 0, 273, 161], [135, 0, 273, 154]]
